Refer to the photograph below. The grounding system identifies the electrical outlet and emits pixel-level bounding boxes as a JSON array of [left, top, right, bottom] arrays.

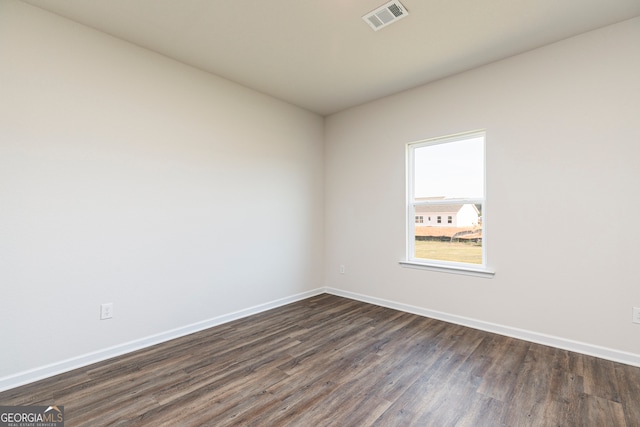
[[339, 265, 345, 274], [101, 303, 113, 320], [633, 307, 640, 324]]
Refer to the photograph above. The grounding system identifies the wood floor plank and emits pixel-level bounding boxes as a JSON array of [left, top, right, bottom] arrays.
[[455, 396, 506, 427], [2, 294, 640, 426], [501, 344, 555, 426], [475, 336, 531, 401], [616, 363, 640, 426], [541, 368, 585, 426], [583, 356, 622, 403]]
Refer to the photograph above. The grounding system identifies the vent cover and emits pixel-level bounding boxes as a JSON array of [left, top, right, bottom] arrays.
[[362, 0, 409, 31]]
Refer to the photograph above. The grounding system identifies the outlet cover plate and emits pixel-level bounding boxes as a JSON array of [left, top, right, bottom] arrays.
[[633, 307, 640, 324], [101, 303, 113, 320]]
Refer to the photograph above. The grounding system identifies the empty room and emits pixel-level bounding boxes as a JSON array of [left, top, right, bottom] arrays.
[[1, 0, 640, 425]]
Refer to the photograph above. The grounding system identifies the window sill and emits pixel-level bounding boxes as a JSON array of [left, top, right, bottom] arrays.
[[399, 261, 495, 278]]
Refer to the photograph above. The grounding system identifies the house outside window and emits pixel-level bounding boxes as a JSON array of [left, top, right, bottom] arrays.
[[405, 130, 487, 271], [415, 215, 424, 224]]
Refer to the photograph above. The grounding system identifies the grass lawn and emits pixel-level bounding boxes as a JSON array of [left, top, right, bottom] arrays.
[[415, 240, 482, 264]]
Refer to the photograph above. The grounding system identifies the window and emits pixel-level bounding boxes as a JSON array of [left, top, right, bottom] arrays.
[[415, 215, 424, 224], [404, 130, 490, 274]]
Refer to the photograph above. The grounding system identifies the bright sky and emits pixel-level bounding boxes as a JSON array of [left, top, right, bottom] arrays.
[[413, 136, 484, 199]]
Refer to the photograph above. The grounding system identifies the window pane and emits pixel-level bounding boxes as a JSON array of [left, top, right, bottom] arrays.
[[413, 137, 484, 199], [414, 201, 483, 264], [408, 132, 485, 266]]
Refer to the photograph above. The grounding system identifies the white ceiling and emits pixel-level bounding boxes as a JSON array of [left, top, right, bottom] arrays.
[[20, 0, 640, 115]]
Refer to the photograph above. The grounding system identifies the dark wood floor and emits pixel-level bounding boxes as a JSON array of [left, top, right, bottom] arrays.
[[2, 294, 640, 426]]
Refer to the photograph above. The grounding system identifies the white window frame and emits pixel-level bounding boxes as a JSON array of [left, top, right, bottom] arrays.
[[400, 130, 494, 278]]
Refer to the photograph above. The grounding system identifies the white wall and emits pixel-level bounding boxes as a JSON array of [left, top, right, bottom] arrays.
[[0, 0, 324, 381], [325, 17, 640, 359]]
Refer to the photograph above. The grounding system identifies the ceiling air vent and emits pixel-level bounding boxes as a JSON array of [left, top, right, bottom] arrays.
[[362, 0, 409, 31]]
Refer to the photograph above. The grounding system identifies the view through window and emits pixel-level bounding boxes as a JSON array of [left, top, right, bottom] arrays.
[[407, 131, 485, 266]]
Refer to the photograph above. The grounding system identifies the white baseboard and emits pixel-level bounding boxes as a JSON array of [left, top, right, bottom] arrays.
[[4, 286, 638, 393], [326, 287, 640, 368], [0, 288, 325, 393]]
